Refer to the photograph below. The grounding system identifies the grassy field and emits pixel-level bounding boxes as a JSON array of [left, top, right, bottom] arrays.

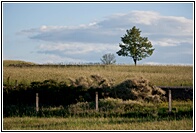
[[3, 60, 193, 86], [3, 60, 194, 130], [3, 100, 193, 130], [3, 117, 193, 130]]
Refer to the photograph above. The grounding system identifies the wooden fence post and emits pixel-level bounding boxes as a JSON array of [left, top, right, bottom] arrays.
[[7, 77, 10, 86], [15, 80, 18, 88], [95, 92, 98, 111], [36, 93, 39, 112], [168, 89, 172, 113]]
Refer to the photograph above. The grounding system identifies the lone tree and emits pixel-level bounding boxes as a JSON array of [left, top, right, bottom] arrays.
[[101, 53, 116, 65], [116, 26, 154, 66]]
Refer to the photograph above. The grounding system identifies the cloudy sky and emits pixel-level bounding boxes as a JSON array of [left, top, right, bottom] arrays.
[[3, 2, 193, 65]]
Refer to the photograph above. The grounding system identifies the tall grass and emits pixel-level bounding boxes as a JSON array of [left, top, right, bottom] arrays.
[[3, 65, 193, 86]]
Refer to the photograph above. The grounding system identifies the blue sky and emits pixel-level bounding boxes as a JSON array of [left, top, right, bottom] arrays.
[[3, 2, 194, 65]]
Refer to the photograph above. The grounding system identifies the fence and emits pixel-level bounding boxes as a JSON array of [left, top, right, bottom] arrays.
[[34, 86, 193, 114], [3, 79, 193, 114], [159, 86, 193, 113]]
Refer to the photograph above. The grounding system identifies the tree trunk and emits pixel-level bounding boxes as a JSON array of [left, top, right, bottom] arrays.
[[134, 59, 137, 66]]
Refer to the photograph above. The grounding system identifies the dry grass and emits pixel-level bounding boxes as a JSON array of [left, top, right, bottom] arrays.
[[3, 60, 35, 67], [3, 65, 193, 86], [113, 77, 166, 102]]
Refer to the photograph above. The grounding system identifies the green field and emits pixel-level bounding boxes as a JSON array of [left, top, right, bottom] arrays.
[[3, 117, 193, 130], [3, 60, 193, 86], [3, 99, 194, 130]]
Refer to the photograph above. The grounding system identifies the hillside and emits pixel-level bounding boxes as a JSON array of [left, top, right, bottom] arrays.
[[3, 60, 36, 67]]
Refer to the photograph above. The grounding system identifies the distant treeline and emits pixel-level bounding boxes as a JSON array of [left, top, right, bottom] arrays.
[[7, 62, 106, 67], [7, 62, 135, 68]]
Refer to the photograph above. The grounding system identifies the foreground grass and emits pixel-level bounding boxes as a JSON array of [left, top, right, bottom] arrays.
[[3, 100, 193, 130], [3, 64, 193, 86], [3, 117, 193, 130]]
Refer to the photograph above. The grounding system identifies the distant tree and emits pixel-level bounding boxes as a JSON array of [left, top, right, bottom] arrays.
[[101, 53, 116, 65], [116, 26, 155, 66]]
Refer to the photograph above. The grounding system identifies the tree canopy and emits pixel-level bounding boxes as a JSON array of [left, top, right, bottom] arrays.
[[117, 26, 154, 65]]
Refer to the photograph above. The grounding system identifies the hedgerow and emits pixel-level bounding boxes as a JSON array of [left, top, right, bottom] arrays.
[[3, 75, 192, 117]]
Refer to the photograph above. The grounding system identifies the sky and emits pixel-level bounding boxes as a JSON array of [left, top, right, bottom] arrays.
[[2, 2, 194, 65]]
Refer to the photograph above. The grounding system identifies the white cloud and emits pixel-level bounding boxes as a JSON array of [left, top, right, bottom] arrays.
[[130, 11, 160, 25], [38, 42, 118, 55], [37, 54, 86, 64], [143, 62, 162, 65], [151, 38, 192, 47], [21, 10, 192, 47], [20, 10, 193, 64]]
